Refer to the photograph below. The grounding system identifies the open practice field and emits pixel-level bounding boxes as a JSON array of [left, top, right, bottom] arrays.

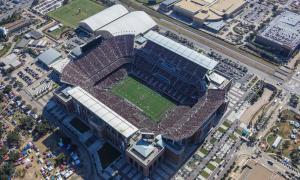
[[47, 0, 105, 28], [112, 77, 175, 122]]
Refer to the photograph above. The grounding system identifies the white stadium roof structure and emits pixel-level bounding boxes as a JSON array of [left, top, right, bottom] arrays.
[[97, 11, 157, 37], [68, 86, 139, 138], [78, 4, 129, 33], [144, 31, 218, 70]]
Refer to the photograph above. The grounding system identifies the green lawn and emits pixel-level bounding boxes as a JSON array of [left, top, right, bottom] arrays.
[[210, 137, 217, 144], [215, 157, 222, 164], [47, 0, 105, 28], [207, 162, 216, 170], [266, 134, 276, 145], [0, 43, 12, 57], [199, 170, 210, 178], [199, 148, 209, 155], [229, 133, 237, 141], [112, 77, 175, 122], [223, 121, 231, 128], [217, 127, 226, 134], [47, 26, 70, 39]]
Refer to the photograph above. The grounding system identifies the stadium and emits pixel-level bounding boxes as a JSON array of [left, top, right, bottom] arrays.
[[53, 6, 230, 177]]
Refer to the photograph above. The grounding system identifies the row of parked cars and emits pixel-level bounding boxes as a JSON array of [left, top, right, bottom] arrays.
[[17, 71, 33, 85], [24, 66, 39, 80]]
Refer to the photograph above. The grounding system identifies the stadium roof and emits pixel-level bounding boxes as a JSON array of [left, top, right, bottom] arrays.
[[49, 58, 71, 74], [79, 4, 129, 32], [68, 86, 138, 138], [144, 31, 218, 70], [37, 48, 62, 66], [98, 11, 157, 36]]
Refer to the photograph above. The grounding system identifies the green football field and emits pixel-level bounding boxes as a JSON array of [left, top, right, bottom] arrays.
[[112, 77, 175, 122], [47, 0, 105, 28]]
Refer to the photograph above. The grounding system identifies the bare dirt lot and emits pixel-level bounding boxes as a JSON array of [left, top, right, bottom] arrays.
[[237, 160, 284, 180], [240, 88, 273, 125]]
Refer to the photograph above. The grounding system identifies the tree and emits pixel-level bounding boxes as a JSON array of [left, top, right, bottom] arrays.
[[0, 146, 8, 160], [0, 92, 4, 102], [31, 108, 37, 114], [54, 153, 66, 166], [282, 140, 290, 149], [18, 116, 34, 131], [0, 161, 15, 177], [15, 168, 26, 178], [3, 85, 12, 94], [15, 95, 22, 101], [0, 121, 4, 138], [248, 135, 257, 143], [290, 149, 300, 165], [33, 122, 53, 139], [8, 150, 19, 162], [63, 0, 69, 5], [6, 131, 20, 147], [26, 104, 32, 111]]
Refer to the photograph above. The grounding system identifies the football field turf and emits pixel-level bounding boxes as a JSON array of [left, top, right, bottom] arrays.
[[47, 0, 105, 28], [112, 77, 175, 122]]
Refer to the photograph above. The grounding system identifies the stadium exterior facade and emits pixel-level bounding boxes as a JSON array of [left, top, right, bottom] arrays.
[[54, 30, 229, 177]]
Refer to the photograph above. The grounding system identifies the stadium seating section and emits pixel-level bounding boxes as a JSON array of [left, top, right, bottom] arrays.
[[61, 35, 226, 141], [61, 35, 135, 87]]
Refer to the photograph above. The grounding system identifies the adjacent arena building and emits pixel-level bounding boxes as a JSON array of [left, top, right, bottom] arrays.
[[255, 11, 300, 58], [78, 4, 157, 37], [52, 7, 230, 178]]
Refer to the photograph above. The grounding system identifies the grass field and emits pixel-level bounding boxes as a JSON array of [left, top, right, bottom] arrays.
[[112, 77, 175, 122], [47, 0, 105, 28], [46, 26, 70, 39], [0, 43, 12, 57]]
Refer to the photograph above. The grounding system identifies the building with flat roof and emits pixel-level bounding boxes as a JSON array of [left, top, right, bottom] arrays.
[[255, 11, 300, 58], [173, 0, 246, 30], [36, 48, 62, 67], [0, 53, 22, 70], [4, 18, 31, 34], [126, 134, 165, 176], [159, 0, 180, 12]]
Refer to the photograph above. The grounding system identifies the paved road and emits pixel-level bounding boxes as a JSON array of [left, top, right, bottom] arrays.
[[119, 0, 277, 76], [187, 120, 240, 180], [215, 154, 237, 180], [210, 140, 242, 179], [258, 148, 299, 178]]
